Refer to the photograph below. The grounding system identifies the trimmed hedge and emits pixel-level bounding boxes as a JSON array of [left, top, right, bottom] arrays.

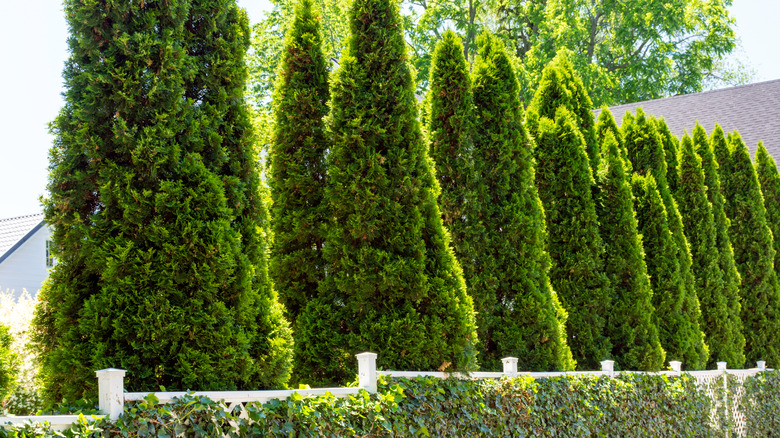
[[1, 373, 730, 437]]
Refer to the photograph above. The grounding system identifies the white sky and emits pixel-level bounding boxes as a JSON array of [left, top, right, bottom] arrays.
[[1, 0, 778, 219]]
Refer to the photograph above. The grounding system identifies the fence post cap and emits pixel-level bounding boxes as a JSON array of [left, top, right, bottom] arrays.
[[501, 357, 519, 363], [669, 361, 682, 373], [95, 368, 127, 377], [717, 361, 728, 371], [355, 352, 378, 360], [757, 360, 767, 371]]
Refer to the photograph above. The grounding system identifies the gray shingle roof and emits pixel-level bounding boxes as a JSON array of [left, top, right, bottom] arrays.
[[0, 214, 45, 261], [594, 79, 780, 162]]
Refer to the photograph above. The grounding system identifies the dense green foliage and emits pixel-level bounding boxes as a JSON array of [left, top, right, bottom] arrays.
[[294, 0, 478, 385], [622, 110, 707, 369], [595, 108, 630, 172], [532, 108, 610, 370], [755, 142, 780, 286], [0, 323, 18, 401], [268, 0, 329, 326], [33, 0, 293, 403], [631, 174, 698, 368], [459, 32, 573, 370], [657, 119, 681, 195], [0, 373, 723, 437], [526, 51, 600, 173], [676, 130, 743, 368], [250, 0, 742, 108], [741, 370, 780, 435], [700, 126, 745, 367], [596, 133, 664, 371], [717, 131, 780, 366], [426, 30, 473, 279]]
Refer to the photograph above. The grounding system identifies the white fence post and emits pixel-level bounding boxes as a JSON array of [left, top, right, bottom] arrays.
[[502, 357, 518, 377], [356, 352, 378, 393], [601, 360, 615, 378], [757, 360, 766, 371], [96, 369, 126, 421], [669, 361, 682, 375]]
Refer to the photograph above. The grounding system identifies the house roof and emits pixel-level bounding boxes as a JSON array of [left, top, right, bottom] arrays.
[[0, 214, 45, 263], [594, 79, 780, 161]]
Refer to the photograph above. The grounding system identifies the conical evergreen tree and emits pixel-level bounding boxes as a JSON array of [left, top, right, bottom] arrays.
[[426, 30, 473, 276], [631, 174, 698, 367], [656, 119, 681, 195], [755, 142, 780, 285], [596, 107, 630, 172], [677, 129, 743, 368], [526, 50, 600, 173], [33, 0, 292, 403], [622, 109, 707, 369], [700, 124, 744, 368], [269, 0, 329, 325], [533, 107, 610, 370], [718, 131, 780, 365], [597, 132, 664, 371], [295, 0, 478, 385], [458, 32, 574, 371]]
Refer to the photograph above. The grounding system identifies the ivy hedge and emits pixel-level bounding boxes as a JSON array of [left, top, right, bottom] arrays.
[[10, 371, 780, 437]]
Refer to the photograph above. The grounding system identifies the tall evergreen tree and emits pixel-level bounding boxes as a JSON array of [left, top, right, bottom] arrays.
[[755, 142, 780, 285], [597, 132, 664, 370], [269, 0, 329, 324], [699, 124, 744, 368], [456, 32, 574, 370], [295, 0, 478, 385], [426, 30, 473, 276], [33, 0, 292, 403], [656, 119, 681, 195], [596, 107, 630, 172], [526, 50, 600, 173], [631, 174, 700, 367], [622, 109, 707, 369], [533, 107, 610, 370], [718, 131, 780, 365], [677, 129, 743, 368]]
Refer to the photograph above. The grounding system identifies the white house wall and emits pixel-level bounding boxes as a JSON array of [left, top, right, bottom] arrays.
[[0, 226, 51, 299]]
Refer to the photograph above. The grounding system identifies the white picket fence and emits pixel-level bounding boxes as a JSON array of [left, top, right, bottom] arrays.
[[0, 352, 770, 436]]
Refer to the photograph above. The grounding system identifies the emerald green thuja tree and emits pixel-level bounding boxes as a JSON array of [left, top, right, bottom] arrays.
[[295, 0, 478, 385], [597, 132, 664, 371], [755, 142, 780, 284], [677, 129, 743, 368], [33, 0, 293, 403], [718, 132, 780, 365], [657, 119, 681, 195], [462, 32, 573, 371], [596, 107, 630, 173], [631, 174, 699, 367], [427, 30, 473, 273], [527, 50, 600, 174], [534, 108, 610, 370], [622, 109, 708, 369], [269, 0, 329, 324], [699, 124, 744, 368]]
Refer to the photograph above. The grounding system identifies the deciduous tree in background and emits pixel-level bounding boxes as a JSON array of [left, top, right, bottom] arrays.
[[461, 32, 573, 370], [717, 132, 780, 366], [34, 0, 293, 403], [622, 109, 707, 369], [596, 132, 664, 371], [677, 129, 742, 368], [294, 0, 478, 385], [532, 107, 610, 370]]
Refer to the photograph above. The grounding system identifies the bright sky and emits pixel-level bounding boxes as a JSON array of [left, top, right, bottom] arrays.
[[1, 1, 778, 219]]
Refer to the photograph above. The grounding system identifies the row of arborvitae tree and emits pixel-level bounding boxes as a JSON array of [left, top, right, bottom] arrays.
[[35, 0, 780, 405]]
